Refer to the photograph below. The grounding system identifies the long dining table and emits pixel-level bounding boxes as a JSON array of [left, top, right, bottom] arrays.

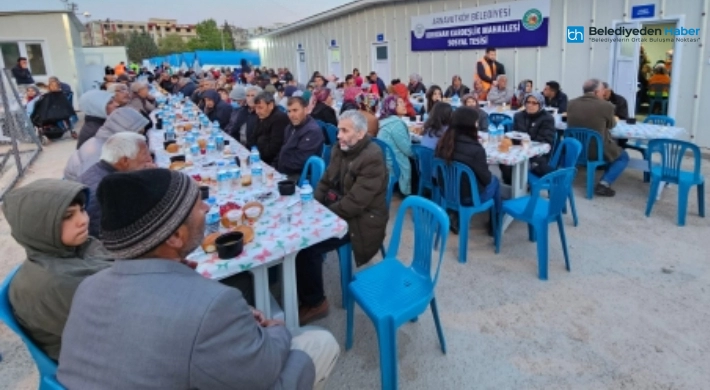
[[148, 96, 348, 330]]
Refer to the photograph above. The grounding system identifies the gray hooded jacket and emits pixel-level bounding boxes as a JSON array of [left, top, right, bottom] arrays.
[[3, 179, 112, 360], [64, 107, 148, 181]]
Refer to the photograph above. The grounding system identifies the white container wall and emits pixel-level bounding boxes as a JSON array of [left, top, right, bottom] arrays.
[[257, 0, 710, 147]]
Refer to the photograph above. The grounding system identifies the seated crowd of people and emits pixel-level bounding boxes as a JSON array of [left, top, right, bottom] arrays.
[[5, 46, 635, 388]]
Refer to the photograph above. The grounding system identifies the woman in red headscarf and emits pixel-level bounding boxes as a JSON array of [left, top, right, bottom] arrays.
[[390, 81, 417, 119]]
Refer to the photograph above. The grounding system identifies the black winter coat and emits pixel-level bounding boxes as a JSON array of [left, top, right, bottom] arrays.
[[251, 109, 290, 165]]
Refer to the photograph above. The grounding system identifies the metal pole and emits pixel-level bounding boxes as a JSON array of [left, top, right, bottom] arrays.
[[221, 27, 225, 51]]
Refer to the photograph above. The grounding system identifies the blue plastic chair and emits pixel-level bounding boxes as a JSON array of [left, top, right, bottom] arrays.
[[323, 123, 338, 145], [298, 156, 325, 187], [529, 138, 583, 226], [433, 159, 497, 261], [644, 115, 675, 126], [0, 266, 62, 389], [499, 118, 514, 133], [411, 145, 434, 196], [371, 138, 400, 209], [345, 196, 450, 390], [488, 113, 512, 129], [495, 168, 576, 280], [645, 139, 705, 226], [623, 116, 676, 183], [564, 128, 606, 199]]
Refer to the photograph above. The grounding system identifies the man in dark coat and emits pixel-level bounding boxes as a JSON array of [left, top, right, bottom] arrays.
[[11, 57, 34, 85], [567, 79, 629, 197], [602, 82, 629, 119], [202, 90, 232, 129], [275, 97, 325, 181], [226, 86, 261, 146], [542, 81, 569, 114], [250, 91, 289, 165], [297, 110, 388, 325]]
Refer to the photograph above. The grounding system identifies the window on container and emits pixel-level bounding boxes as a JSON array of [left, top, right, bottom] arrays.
[[0, 42, 21, 70], [25, 44, 47, 76], [376, 46, 388, 60]]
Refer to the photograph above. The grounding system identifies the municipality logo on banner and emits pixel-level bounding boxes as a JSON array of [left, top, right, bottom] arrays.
[[409, 0, 551, 51]]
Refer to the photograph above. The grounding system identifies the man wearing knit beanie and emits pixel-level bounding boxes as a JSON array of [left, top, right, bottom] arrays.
[[58, 169, 340, 390], [230, 85, 246, 107]]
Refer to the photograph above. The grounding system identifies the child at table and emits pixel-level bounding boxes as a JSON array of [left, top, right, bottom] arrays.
[[435, 106, 500, 235]]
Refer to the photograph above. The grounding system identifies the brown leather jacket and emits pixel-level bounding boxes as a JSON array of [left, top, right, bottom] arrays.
[[315, 136, 388, 266]]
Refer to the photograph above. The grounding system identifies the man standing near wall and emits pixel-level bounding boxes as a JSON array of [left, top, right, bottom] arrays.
[[474, 47, 505, 102], [12, 57, 34, 86]]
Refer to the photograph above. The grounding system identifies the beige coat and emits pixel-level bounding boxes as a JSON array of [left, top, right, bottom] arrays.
[[566, 94, 622, 162]]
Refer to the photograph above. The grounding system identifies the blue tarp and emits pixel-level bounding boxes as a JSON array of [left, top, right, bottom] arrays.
[[143, 51, 260, 70], [194, 51, 261, 68], [166, 54, 181, 67], [181, 52, 196, 68]]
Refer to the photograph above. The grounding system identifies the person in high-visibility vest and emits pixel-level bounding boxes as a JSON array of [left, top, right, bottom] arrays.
[[474, 47, 506, 102], [114, 62, 126, 76]]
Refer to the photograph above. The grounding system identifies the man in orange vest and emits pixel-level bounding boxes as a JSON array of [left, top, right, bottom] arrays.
[[474, 47, 506, 102], [114, 62, 127, 76]]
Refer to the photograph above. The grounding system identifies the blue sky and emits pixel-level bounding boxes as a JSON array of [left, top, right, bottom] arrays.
[[2, 0, 352, 27]]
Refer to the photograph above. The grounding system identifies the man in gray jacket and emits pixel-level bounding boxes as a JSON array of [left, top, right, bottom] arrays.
[[58, 169, 339, 390]]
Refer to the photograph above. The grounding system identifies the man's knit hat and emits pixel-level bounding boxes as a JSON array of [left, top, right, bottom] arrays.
[[97, 169, 200, 259], [230, 85, 246, 101]]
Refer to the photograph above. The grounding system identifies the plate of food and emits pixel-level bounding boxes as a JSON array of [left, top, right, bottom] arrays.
[[504, 131, 530, 140]]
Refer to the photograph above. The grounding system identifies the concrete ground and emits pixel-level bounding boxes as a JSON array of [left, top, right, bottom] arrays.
[[0, 131, 708, 389]]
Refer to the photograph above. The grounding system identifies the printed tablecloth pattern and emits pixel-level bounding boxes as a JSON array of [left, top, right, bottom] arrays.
[[148, 113, 348, 281]]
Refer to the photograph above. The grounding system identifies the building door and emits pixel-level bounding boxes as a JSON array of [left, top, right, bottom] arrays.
[[296, 49, 308, 85], [328, 47, 342, 79], [371, 43, 390, 85], [610, 21, 641, 118]]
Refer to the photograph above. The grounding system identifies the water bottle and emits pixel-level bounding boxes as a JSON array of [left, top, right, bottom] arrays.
[[300, 180, 314, 208], [228, 161, 241, 189], [189, 143, 199, 158], [218, 169, 230, 195], [215, 134, 225, 152], [207, 140, 217, 159], [205, 197, 220, 234], [212, 120, 220, 130], [252, 161, 263, 188], [249, 146, 261, 165], [165, 126, 176, 141]]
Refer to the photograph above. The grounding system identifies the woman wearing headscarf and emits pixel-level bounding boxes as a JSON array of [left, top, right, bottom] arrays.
[[377, 95, 414, 195], [408, 73, 427, 95], [500, 91, 555, 184], [513, 79, 533, 109], [64, 107, 149, 181], [76, 90, 117, 149], [356, 93, 380, 137], [3, 179, 112, 361], [340, 86, 362, 114], [390, 82, 417, 119], [310, 88, 338, 126], [127, 81, 156, 116]]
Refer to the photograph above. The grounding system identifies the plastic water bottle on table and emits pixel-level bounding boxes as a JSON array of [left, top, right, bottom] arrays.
[[300, 180, 314, 209]]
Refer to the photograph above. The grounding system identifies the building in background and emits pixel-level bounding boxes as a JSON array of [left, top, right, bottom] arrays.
[[230, 26, 250, 50], [0, 10, 85, 101], [82, 18, 196, 47], [254, 0, 710, 147]]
